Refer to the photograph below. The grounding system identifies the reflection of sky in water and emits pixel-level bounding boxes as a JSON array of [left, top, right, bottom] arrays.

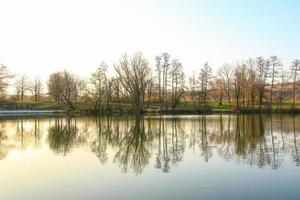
[[0, 115, 300, 200]]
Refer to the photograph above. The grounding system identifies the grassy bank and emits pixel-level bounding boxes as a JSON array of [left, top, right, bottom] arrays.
[[2, 100, 300, 115]]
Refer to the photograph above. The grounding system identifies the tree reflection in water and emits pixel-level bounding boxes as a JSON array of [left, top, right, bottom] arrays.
[[47, 117, 78, 155], [155, 116, 185, 172], [0, 118, 43, 159], [292, 116, 300, 166], [114, 116, 152, 174], [0, 114, 300, 173]]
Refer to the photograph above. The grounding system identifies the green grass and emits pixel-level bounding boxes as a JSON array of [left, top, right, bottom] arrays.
[[0, 101, 65, 110], [171, 101, 231, 110], [2, 100, 300, 112], [143, 101, 232, 110], [147, 101, 300, 110]]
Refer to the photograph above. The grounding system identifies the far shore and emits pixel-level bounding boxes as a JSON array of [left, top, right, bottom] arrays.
[[2, 108, 300, 118], [2, 100, 300, 117]]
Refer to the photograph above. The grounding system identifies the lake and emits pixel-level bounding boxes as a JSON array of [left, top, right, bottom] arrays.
[[0, 114, 299, 200]]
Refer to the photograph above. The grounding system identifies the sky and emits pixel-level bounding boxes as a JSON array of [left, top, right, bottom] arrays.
[[0, 0, 299, 80]]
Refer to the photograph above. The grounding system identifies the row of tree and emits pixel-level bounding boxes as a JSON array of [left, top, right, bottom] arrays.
[[0, 53, 300, 112], [0, 65, 43, 102], [214, 56, 300, 111]]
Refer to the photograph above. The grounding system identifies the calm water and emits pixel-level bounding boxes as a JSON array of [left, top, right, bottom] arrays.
[[0, 114, 300, 200]]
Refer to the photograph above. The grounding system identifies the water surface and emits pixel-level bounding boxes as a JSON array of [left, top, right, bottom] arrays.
[[0, 114, 299, 200]]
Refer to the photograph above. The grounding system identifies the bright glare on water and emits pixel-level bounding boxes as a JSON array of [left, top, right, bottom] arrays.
[[0, 114, 300, 200]]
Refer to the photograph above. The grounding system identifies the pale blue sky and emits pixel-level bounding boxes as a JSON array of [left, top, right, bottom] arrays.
[[0, 0, 299, 78]]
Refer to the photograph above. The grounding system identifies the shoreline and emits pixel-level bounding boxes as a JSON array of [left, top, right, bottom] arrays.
[[1, 108, 300, 117], [0, 110, 64, 117]]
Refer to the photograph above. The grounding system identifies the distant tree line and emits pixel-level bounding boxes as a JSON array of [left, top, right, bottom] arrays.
[[0, 53, 299, 112]]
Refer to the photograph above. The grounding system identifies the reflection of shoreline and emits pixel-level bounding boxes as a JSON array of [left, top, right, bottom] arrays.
[[0, 115, 300, 172]]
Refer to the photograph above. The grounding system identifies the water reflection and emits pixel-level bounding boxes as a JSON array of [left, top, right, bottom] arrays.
[[0, 118, 43, 159], [48, 118, 79, 155], [113, 116, 151, 173], [1, 114, 300, 173]]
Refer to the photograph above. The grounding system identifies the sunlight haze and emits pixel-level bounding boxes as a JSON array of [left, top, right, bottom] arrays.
[[0, 0, 299, 79]]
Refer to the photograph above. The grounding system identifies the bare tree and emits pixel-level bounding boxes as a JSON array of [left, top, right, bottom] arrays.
[[217, 64, 233, 107], [170, 59, 185, 110], [84, 62, 115, 112], [146, 72, 155, 108], [277, 70, 289, 110], [48, 72, 63, 104], [189, 71, 197, 108], [246, 59, 259, 109], [30, 77, 43, 101], [291, 59, 300, 110], [48, 71, 78, 110], [73, 77, 83, 102], [269, 56, 282, 109], [82, 62, 107, 111], [256, 57, 270, 110], [15, 74, 30, 101], [199, 62, 212, 110], [210, 77, 224, 105], [111, 76, 124, 111], [114, 52, 150, 112], [233, 64, 243, 110], [240, 63, 248, 109], [161, 53, 170, 109], [105, 78, 114, 111], [0, 64, 14, 99], [155, 56, 163, 110], [60, 71, 77, 110]]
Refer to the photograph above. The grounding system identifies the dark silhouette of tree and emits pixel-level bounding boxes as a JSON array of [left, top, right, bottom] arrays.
[[114, 52, 150, 112]]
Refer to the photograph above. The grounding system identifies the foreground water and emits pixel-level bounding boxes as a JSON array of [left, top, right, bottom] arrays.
[[0, 114, 299, 200]]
